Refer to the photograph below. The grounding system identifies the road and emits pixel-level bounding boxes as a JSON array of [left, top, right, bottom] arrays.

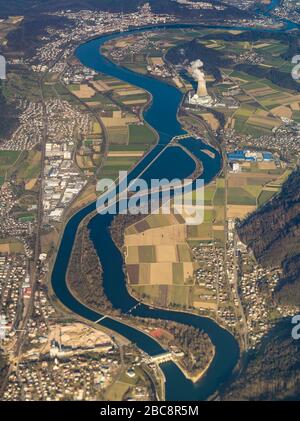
[[232, 229, 249, 351], [14, 76, 47, 360], [223, 153, 249, 351]]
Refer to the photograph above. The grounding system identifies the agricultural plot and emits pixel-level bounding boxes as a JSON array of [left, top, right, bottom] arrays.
[[101, 156, 139, 180], [101, 112, 144, 146], [222, 53, 300, 135], [129, 124, 157, 147], [126, 214, 184, 235], [72, 84, 96, 99], [0, 238, 24, 254], [131, 284, 192, 308], [226, 79, 285, 136], [124, 212, 198, 302], [107, 151, 144, 158], [76, 118, 103, 172], [0, 151, 21, 185], [107, 126, 129, 145], [10, 150, 41, 182], [187, 223, 214, 241], [226, 162, 287, 218], [95, 75, 150, 110]]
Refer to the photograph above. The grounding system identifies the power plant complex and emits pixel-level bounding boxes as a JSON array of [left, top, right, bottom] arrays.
[[187, 59, 213, 106]]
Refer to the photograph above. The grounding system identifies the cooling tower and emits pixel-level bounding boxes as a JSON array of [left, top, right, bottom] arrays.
[[197, 79, 208, 97]]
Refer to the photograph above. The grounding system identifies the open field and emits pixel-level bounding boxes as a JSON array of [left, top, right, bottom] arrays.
[[125, 224, 187, 247], [125, 212, 197, 290], [199, 113, 220, 131], [76, 155, 94, 169], [0, 151, 21, 185], [107, 151, 144, 158], [0, 238, 24, 254], [107, 126, 129, 145], [101, 111, 138, 128], [75, 117, 103, 173], [72, 84, 96, 99], [41, 229, 59, 254], [224, 161, 288, 217], [8, 149, 41, 182], [90, 80, 111, 93], [227, 205, 257, 219], [104, 366, 146, 401], [128, 124, 157, 148], [101, 156, 140, 180], [131, 283, 192, 308]]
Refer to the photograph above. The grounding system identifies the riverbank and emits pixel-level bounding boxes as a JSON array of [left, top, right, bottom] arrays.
[[51, 23, 240, 401]]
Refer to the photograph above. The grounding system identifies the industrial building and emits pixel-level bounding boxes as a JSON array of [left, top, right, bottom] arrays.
[[227, 150, 274, 163]]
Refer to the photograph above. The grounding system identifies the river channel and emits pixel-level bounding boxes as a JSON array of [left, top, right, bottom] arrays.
[[51, 10, 292, 400]]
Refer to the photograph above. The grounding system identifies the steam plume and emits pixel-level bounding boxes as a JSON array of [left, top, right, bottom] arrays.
[[189, 59, 205, 82]]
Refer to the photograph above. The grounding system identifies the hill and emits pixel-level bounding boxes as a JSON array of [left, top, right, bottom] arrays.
[[166, 30, 300, 92], [237, 169, 300, 307], [0, 0, 249, 20], [222, 319, 300, 401]]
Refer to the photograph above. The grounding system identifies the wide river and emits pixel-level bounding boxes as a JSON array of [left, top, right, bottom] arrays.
[[51, 13, 293, 400]]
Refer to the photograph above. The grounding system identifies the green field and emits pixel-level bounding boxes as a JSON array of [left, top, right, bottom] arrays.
[[227, 187, 257, 206], [138, 245, 156, 263], [133, 284, 191, 308], [129, 124, 157, 146], [0, 150, 21, 166], [107, 126, 129, 144], [257, 189, 277, 207], [172, 263, 184, 284], [213, 187, 225, 206], [0, 151, 21, 184], [101, 156, 139, 179], [12, 150, 41, 180]]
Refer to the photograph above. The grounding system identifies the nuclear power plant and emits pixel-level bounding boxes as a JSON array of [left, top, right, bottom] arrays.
[[197, 78, 208, 97], [187, 59, 213, 106]]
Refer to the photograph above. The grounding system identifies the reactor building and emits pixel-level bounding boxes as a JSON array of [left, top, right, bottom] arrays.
[[188, 59, 213, 106]]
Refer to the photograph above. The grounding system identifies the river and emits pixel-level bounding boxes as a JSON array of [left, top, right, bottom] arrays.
[[51, 13, 293, 400]]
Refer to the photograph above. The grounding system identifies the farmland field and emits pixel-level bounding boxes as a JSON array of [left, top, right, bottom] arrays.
[[0, 151, 21, 184], [129, 124, 157, 147], [101, 156, 139, 179]]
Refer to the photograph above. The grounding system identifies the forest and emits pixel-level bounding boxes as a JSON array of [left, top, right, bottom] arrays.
[[0, 0, 248, 20], [0, 89, 19, 140], [237, 169, 300, 307], [67, 221, 115, 314], [223, 319, 300, 400]]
